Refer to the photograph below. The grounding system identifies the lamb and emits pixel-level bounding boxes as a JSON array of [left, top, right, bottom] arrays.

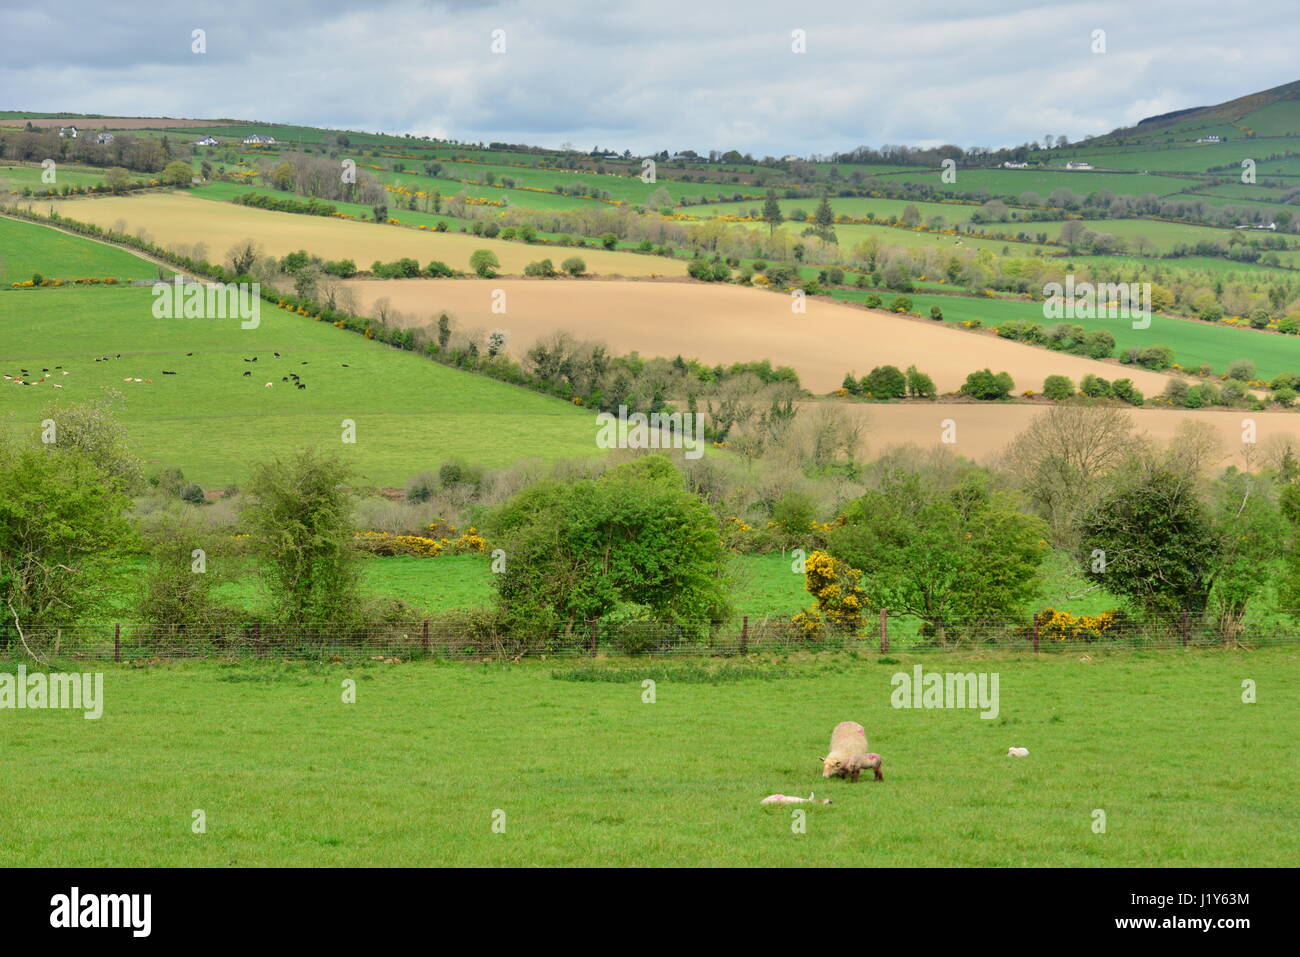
[[821, 721, 884, 782]]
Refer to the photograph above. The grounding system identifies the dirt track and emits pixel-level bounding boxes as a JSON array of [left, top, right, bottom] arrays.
[[342, 278, 1184, 394]]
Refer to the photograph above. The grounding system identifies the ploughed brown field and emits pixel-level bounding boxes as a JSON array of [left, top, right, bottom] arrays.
[[829, 402, 1297, 465], [342, 278, 1184, 394], [5, 117, 222, 130], [53, 193, 687, 278]]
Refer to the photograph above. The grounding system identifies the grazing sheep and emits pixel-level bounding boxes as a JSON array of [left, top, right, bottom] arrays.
[[821, 721, 884, 782], [1007, 747, 1029, 757]]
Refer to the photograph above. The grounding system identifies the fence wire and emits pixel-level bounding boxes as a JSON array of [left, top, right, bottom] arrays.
[[2, 615, 1298, 662]]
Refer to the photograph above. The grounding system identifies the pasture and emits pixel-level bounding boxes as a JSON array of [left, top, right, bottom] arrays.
[[0, 286, 602, 486], [51, 192, 689, 277], [1, 646, 1294, 866], [829, 286, 1300, 380], [0, 215, 170, 284], [341, 278, 1181, 394]]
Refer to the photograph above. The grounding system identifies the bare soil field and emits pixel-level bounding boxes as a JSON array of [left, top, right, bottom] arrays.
[[342, 279, 1181, 394], [4, 117, 221, 130], [834, 401, 1296, 466], [52, 193, 687, 278]]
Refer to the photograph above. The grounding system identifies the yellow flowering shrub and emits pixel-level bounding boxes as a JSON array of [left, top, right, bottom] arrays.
[[1033, 607, 1122, 641], [792, 550, 868, 636]]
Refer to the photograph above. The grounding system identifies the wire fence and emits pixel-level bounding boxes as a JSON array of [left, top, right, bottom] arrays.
[[3, 613, 1300, 662]]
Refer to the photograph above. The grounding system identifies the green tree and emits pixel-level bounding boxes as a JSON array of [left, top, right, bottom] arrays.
[[469, 249, 500, 278], [1076, 467, 1219, 620], [1042, 375, 1075, 401], [162, 160, 194, 187], [488, 457, 730, 637], [811, 195, 837, 243], [862, 365, 906, 399], [828, 464, 1047, 638], [762, 189, 783, 235], [242, 449, 360, 625], [0, 438, 132, 648]]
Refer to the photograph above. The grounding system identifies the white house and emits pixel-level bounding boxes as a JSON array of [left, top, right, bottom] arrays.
[[59, 125, 78, 138], [242, 134, 276, 145], [1065, 161, 1093, 170], [1003, 161, 1029, 169], [94, 132, 114, 145], [196, 136, 220, 146], [1196, 135, 1222, 143]]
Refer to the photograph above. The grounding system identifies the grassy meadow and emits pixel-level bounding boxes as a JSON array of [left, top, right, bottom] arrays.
[[2, 646, 1294, 866], [0, 214, 170, 284], [0, 285, 602, 487]]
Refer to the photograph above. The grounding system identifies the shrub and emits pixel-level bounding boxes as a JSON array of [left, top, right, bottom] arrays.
[[1110, 378, 1144, 406], [1042, 375, 1075, 401], [1226, 359, 1256, 381], [1082, 329, 1115, 359], [862, 365, 907, 399], [179, 482, 207, 505], [424, 260, 454, 278], [1079, 374, 1110, 398], [929, 305, 943, 320], [1274, 387, 1297, 407], [889, 295, 913, 313], [524, 258, 557, 278], [865, 294, 882, 308], [561, 256, 587, 276], [1163, 379, 1190, 406], [960, 368, 1013, 400]]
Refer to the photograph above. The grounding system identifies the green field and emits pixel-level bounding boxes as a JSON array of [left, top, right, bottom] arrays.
[[0, 285, 602, 487], [829, 286, 1300, 379], [0, 215, 171, 284], [2, 646, 1294, 866]]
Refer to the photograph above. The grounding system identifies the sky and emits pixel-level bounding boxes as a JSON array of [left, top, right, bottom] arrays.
[[4, 0, 1299, 157]]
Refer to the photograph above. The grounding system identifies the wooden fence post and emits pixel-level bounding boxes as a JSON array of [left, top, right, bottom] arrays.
[[879, 608, 888, 654], [1180, 610, 1189, 648], [421, 619, 430, 655], [114, 622, 121, 663], [589, 619, 599, 657], [1032, 616, 1040, 654], [739, 616, 749, 656]]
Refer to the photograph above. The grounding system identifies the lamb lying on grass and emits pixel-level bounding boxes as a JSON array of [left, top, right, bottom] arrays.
[[821, 721, 885, 782], [761, 793, 833, 805]]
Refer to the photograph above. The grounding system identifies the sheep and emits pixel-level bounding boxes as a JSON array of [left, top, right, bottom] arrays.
[[1007, 747, 1029, 757], [821, 721, 884, 782]]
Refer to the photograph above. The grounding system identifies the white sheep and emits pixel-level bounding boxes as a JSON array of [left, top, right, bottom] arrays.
[[1007, 747, 1029, 757]]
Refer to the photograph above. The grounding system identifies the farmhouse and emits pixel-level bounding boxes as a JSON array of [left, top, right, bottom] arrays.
[[1065, 161, 1093, 170], [1003, 161, 1029, 169], [196, 136, 220, 146], [94, 132, 114, 144], [242, 134, 276, 145], [1196, 135, 1222, 143], [59, 125, 78, 138]]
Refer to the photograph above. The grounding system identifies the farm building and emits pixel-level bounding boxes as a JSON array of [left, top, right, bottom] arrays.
[[1196, 135, 1223, 143], [94, 132, 114, 144], [196, 136, 220, 146], [242, 134, 276, 145], [1003, 161, 1029, 168], [59, 125, 78, 138], [1065, 161, 1093, 170]]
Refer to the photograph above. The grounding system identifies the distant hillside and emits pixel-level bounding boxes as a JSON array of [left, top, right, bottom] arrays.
[[1100, 79, 1300, 144]]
